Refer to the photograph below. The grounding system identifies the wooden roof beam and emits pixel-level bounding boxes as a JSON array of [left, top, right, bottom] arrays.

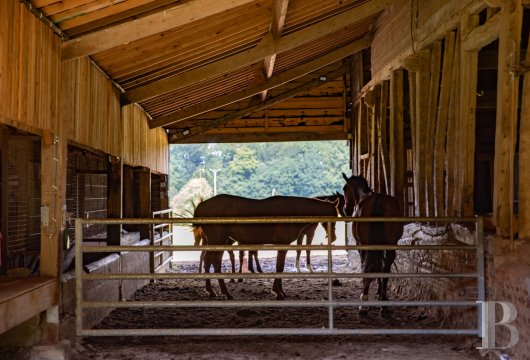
[[260, 0, 290, 101], [169, 64, 349, 142], [61, 0, 258, 61], [149, 35, 371, 128], [125, 0, 390, 104]]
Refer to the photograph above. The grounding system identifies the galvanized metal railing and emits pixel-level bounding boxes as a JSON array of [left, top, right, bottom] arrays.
[[150, 209, 174, 275], [75, 216, 485, 338]]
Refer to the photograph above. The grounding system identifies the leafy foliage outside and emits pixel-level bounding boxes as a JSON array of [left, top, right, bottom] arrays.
[[169, 141, 351, 215]]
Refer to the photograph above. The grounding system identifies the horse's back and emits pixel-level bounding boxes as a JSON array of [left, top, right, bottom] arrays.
[[194, 194, 336, 245]]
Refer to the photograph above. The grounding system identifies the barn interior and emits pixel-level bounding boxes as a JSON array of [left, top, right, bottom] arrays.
[[1, 0, 530, 359]]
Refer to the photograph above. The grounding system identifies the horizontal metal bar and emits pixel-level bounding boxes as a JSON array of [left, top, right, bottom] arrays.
[[82, 272, 479, 281], [76, 216, 479, 226], [81, 244, 476, 253], [82, 300, 479, 309], [79, 328, 480, 337], [153, 223, 170, 230]]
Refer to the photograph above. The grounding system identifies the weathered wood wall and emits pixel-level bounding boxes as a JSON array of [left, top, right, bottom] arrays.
[[122, 105, 169, 174], [0, 0, 61, 134]]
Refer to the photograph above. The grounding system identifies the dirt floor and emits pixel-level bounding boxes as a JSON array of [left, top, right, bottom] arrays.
[[68, 254, 484, 360]]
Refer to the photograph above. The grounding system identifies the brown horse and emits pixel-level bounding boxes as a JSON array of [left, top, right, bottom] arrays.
[[295, 193, 346, 272], [194, 194, 338, 300], [342, 173, 403, 315]]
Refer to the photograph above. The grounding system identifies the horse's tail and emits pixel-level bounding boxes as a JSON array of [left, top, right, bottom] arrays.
[[366, 196, 385, 273]]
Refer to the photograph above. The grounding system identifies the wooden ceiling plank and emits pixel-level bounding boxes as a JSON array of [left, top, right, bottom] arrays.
[[127, 0, 389, 103], [169, 63, 349, 141], [148, 35, 370, 128], [61, 0, 260, 60]]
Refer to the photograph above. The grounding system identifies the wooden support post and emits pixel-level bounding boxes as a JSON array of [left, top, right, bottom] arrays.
[[365, 85, 381, 190], [407, 50, 431, 217], [135, 168, 151, 240], [1, 127, 8, 274], [379, 81, 390, 194], [107, 157, 122, 246], [460, 14, 480, 217], [434, 31, 457, 217], [390, 70, 405, 212], [493, 0, 523, 240], [519, 26, 530, 240], [407, 71, 418, 216], [446, 33, 461, 216], [425, 41, 442, 217]]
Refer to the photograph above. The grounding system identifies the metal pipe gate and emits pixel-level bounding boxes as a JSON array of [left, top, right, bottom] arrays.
[[75, 216, 485, 338]]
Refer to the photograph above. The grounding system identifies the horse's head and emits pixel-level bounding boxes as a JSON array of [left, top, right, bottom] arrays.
[[342, 172, 372, 216]]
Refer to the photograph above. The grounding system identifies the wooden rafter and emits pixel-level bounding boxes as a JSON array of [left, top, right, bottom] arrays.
[[61, 0, 257, 61], [149, 35, 371, 129], [260, 0, 290, 101], [169, 64, 349, 142], [125, 0, 389, 104]]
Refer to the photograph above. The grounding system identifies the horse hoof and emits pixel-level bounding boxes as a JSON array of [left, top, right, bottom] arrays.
[[225, 294, 234, 300], [359, 308, 369, 316], [237, 279, 244, 283], [229, 279, 235, 283], [332, 279, 342, 286], [207, 292, 217, 299], [379, 307, 392, 317]]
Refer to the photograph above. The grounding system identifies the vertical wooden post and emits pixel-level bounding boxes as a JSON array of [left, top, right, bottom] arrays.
[[434, 31, 456, 217], [379, 81, 390, 194], [136, 167, 151, 240], [407, 70, 418, 216], [107, 157, 122, 246], [446, 33, 461, 216], [493, 0, 522, 239], [390, 70, 405, 212], [519, 26, 530, 240], [406, 50, 430, 217], [122, 165, 135, 219], [425, 41, 442, 217], [0, 127, 8, 274], [460, 13, 480, 217]]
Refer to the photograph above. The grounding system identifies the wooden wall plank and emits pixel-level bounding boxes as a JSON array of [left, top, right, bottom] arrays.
[[519, 25, 530, 240], [390, 69, 404, 211], [493, 1, 523, 238], [434, 31, 456, 217], [425, 41, 442, 217]]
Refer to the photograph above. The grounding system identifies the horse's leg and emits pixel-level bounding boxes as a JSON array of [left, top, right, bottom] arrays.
[[295, 234, 303, 273], [272, 250, 288, 300], [359, 250, 372, 315], [228, 250, 235, 283], [248, 251, 255, 273], [305, 228, 316, 273], [253, 251, 263, 273], [199, 250, 205, 274], [379, 250, 396, 316], [203, 252, 216, 298], [213, 251, 233, 300], [238, 250, 245, 282]]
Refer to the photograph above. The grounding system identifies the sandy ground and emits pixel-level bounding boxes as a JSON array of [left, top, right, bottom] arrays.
[[67, 253, 485, 360]]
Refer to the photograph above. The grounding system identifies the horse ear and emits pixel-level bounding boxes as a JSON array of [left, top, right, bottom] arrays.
[[342, 172, 349, 181]]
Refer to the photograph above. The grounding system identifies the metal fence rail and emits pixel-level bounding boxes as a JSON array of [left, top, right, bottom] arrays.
[[75, 216, 485, 338]]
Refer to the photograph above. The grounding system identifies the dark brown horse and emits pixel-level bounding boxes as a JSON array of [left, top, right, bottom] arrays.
[[194, 194, 338, 300], [295, 192, 346, 272], [342, 173, 403, 314]]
